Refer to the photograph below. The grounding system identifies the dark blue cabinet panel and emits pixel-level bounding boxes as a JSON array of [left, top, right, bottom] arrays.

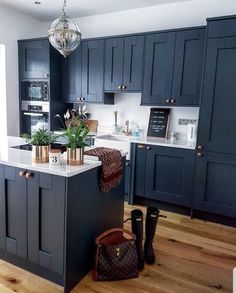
[[82, 40, 104, 103], [61, 48, 82, 103], [194, 152, 236, 218], [197, 36, 236, 155], [0, 166, 27, 258], [145, 146, 195, 207], [18, 39, 50, 79], [123, 35, 144, 91], [172, 29, 205, 106], [142, 32, 176, 105], [104, 38, 124, 91], [28, 172, 65, 274], [133, 144, 194, 207]]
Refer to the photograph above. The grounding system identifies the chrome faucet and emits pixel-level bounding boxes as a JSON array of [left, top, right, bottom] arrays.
[[123, 120, 132, 136]]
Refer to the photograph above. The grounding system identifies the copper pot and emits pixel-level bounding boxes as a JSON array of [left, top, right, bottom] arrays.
[[32, 145, 49, 163], [67, 147, 84, 166]]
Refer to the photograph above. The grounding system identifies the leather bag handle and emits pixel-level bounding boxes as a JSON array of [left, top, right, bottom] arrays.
[[96, 228, 136, 245]]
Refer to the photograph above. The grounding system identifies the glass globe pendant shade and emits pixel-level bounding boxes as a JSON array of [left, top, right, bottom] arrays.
[[48, 2, 81, 57]]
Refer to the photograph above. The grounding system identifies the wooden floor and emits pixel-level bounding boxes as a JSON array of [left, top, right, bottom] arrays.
[[0, 203, 236, 293]]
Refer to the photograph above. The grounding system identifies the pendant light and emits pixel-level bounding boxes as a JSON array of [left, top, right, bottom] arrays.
[[48, 0, 81, 57]]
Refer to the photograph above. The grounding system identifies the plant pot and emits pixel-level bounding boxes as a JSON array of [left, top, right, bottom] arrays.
[[67, 147, 84, 166], [32, 145, 49, 163]]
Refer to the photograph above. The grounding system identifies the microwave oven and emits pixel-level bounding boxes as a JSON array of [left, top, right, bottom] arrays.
[[21, 81, 49, 101]]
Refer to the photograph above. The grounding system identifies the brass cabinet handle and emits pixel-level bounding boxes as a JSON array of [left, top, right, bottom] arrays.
[[170, 99, 176, 104], [165, 99, 170, 103], [118, 85, 122, 90], [122, 85, 126, 90], [146, 146, 152, 150], [197, 152, 203, 157], [19, 170, 27, 177], [25, 172, 33, 179], [137, 145, 146, 149]]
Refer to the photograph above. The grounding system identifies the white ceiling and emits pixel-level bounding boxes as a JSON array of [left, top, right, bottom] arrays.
[[0, 0, 194, 22]]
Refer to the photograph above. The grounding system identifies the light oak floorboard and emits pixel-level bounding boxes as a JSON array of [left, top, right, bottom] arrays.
[[0, 203, 235, 293]]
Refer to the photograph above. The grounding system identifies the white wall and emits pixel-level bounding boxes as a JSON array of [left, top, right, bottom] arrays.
[[0, 4, 48, 136]]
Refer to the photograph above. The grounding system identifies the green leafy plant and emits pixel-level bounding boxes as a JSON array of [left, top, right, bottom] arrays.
[[62, 122, 89, 149], [22, 129, 56, 146]]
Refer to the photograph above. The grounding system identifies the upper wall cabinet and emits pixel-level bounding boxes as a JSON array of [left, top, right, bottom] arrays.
[[142, 28, 206, 106], [18, 39, 50, 79], [104, 35, 144, 92], [142, 32, 176, 105], [62, 39, 114, 104], [61, 47, 82, 103]]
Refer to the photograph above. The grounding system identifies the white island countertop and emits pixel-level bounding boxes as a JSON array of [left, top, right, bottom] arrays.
[[0, 136, 102, 177]]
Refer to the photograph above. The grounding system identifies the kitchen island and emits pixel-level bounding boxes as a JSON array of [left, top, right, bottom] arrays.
[[0, 137, 125, 293]]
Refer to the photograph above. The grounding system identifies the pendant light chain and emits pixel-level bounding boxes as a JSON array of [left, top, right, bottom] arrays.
[[62, 0, 67, 15]]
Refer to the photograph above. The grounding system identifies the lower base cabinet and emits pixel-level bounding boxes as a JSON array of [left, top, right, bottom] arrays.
[[133, 144, 195, 207], [194, 151, 236, 218], [0, 163, 124, 293]]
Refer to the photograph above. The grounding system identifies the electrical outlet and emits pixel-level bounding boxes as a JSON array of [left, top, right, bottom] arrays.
[[178, 119, 198, 125]]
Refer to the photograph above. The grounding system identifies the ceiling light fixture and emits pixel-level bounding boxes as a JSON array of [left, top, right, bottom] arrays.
[[48, 0, 81, 58]]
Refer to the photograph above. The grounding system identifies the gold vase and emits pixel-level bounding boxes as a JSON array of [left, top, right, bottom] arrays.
[[32, 145, 49, 163], [67, 147, 84, 166]]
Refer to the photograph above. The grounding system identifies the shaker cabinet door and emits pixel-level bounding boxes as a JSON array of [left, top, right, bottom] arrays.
[[82, 39, 104, 103], [0, 166, 27, 258], [18, 39, 50, 79], [27, 172, 65, 275], [61, 47, 82, 103], [142, 32, 176, 105], [194, 152, 236, 218], [172, 29, 206, 106], [197, 37, 236, 155], [123, 35, 144, 91], [145, 146, 195, 207], [104, 38, 124, 91]]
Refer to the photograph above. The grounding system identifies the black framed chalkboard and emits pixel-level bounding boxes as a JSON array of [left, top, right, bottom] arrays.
[[147, 108, 170, 138]]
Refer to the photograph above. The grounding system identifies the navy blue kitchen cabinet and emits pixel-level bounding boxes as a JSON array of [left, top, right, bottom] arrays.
[[194, 152, 236, 218], [18, 39, 50, 79], [104, 35, 144, 92], [194, 16, 236, 219], [0, 165, 65, 274], [142, 32, 176, 105], [62, 39, 114, 104], [61, 47, 82, 103], [133, 144, 195, 207], [82, 39, 104, 103], [142, 28, 205, 106], [0, 166, 27, 259], [171, 29, 206, 106], [197, 36, 236, 155]]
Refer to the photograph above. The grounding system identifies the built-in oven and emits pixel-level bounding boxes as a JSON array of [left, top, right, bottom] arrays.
[[20, 101, 49, 134], [21, 81, 49, 101]]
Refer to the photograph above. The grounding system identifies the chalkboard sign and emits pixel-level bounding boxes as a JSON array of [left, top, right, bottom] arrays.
[[147, 108, 170, 138]]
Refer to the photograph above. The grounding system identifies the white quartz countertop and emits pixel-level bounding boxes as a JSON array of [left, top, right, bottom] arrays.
[[130, 137, 196, 150], [0, 136, 102, 177]]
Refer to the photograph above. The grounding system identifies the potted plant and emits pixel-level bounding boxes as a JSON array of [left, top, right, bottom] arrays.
[[22, 129, 55, 163], [62, 122, 89, 166]]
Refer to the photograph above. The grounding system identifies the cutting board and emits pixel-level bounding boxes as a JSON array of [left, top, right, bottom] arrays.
[[86, 120, 98, 132]]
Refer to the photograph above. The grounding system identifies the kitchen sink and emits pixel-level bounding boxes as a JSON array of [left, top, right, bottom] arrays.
[[94, 134, 134, 159]]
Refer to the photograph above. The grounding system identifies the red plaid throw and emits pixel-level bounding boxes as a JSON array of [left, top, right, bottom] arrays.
[[85, 147, 123, 192]]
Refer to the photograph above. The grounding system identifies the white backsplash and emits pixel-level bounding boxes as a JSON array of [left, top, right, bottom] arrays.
[[82, 93, 199, 140]]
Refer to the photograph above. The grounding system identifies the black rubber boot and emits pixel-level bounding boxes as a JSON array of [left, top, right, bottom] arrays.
[[131, 209, 145, 271], [144, 207, 160, 264]]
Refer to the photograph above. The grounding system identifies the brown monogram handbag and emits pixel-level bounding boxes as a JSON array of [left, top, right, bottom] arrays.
[[94, 228, 139, 281]]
